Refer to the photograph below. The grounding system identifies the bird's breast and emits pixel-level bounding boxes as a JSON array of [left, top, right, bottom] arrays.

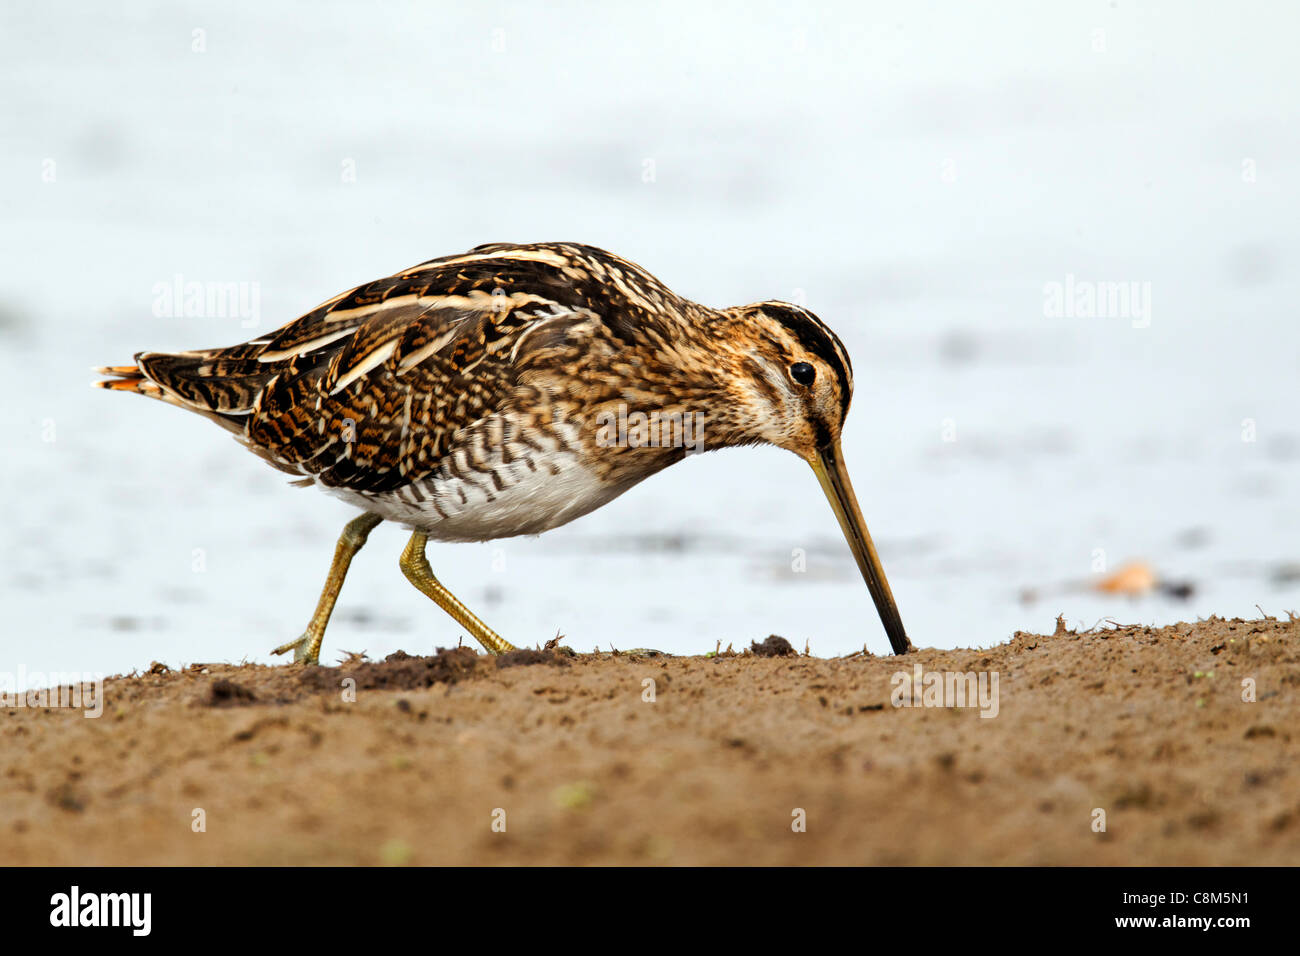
[[320, 418, 650, 541]]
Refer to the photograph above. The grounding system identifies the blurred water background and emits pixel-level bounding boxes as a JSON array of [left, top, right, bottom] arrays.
[[3, 2, 1298, 682]]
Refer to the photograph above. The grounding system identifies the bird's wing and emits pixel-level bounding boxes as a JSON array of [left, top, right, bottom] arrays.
[[132, 255, 606, 493]]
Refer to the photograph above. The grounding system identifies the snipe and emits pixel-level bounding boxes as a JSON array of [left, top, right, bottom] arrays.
[[98, 242, 911, 662]]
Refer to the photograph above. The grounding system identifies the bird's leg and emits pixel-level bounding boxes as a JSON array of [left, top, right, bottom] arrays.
[[272, 512, 383, 665], [399, 531, 516, 656]]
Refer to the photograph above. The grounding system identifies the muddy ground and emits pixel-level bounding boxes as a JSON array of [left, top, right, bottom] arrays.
[[4, 616, 1298, 865]]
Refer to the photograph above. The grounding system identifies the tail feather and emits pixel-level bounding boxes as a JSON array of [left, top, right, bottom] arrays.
[[93, 363, 163, 396], [94, 355, 246, 435], [134, 350, 277, 413]]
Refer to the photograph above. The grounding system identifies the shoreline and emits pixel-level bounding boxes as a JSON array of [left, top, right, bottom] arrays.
[[5, 615, 1297, 865]]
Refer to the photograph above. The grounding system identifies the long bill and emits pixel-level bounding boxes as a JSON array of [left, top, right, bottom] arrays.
[[810, 440, 912, 655]]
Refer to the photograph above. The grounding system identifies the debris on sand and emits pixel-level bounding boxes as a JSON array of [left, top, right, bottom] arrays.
[[750, 635, 797, 657], [206, 678, 257, 707], [298, 646, 482, 693], [497, 649, 569, 669]]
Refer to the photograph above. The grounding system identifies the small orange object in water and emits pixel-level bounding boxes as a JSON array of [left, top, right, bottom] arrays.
[[1095, 561, 1158, 596]]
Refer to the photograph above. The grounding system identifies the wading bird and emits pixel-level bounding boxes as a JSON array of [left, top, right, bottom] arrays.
[[98, 243, 911, 662]]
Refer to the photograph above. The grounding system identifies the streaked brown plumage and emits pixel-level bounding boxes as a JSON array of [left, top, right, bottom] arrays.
[[98, 242, 911, 662]]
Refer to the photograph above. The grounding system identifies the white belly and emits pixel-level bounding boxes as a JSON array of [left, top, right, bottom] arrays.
[[320, 451, 636, 542]]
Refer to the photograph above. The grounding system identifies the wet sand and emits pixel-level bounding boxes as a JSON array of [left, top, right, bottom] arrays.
[[5, 616, 1297, 865]]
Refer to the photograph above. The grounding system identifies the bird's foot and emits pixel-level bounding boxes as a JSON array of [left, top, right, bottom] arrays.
[[271, 632, 321, 665]]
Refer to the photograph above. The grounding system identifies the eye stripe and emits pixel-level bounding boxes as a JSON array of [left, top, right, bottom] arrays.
[[760, 303, 853, 414]]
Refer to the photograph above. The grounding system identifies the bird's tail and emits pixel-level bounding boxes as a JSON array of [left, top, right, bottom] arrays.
[[94, 355, 224, 420], [95, 351, 318, 487], [93, 361, 165, 397]]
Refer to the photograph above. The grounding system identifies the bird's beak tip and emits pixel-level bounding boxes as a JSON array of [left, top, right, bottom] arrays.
[[809, 442, 911, 656]]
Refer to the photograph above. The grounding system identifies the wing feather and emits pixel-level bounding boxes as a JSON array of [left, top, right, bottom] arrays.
[[105, 243, 654, 494]]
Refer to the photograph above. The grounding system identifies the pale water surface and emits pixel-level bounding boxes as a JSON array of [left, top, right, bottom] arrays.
[[3, 3, 1298, 684]]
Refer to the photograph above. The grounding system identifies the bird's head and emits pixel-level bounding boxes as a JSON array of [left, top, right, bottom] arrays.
[[712, 300, 912, 655], [716, 301, 855, 459]]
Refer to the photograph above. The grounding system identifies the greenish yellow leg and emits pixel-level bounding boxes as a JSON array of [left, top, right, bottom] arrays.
[[272, 512, 383, 665], [399, 531, 516, 656]]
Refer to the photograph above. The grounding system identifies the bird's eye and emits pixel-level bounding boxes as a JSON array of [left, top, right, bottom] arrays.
[[790, 362, 816, 386]]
